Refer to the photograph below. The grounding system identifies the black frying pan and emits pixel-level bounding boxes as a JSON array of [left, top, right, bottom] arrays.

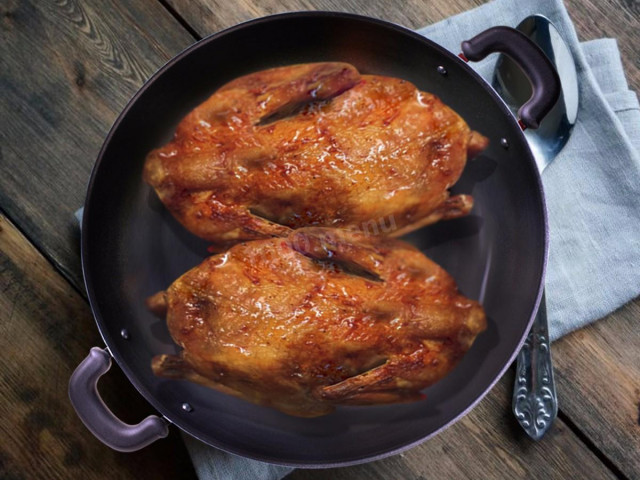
[[69, 12, 557, 467]]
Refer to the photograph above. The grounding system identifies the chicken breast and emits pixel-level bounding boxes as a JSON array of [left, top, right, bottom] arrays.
[[149, 228, 486, 417], [143, 63, 488, 248]]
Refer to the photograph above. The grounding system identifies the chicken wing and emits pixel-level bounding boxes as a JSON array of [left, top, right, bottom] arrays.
[[143, 63, 488, 247], [150, 228, 486, 417]]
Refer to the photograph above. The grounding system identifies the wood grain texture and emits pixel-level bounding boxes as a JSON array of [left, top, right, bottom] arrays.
[[0, 0, 195, 289], [288, 371, 616, 480], [164, 0, 486, 33], [0, 214, 197, 480], [564, 0, 639, 92], [553, 297, 640, 476], [165, 0, 638, 92]]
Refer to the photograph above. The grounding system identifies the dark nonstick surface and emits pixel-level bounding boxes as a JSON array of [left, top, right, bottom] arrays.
[[82, 12, 546, 467]]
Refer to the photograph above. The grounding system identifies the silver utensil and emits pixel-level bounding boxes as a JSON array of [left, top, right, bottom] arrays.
[[492, 14, 579, 440]]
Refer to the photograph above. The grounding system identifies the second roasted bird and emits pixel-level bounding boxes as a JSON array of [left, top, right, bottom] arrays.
[[144, 63, 488, 247], [148, 228, 487, 417]]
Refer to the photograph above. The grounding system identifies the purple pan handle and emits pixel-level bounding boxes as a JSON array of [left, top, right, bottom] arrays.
[[69, 347, 169, 452], [461, 26, 560, 129]]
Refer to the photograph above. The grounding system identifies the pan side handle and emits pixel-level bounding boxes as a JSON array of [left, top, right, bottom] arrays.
[[461, 26, 560, 129], [69, 347, 169, 452]]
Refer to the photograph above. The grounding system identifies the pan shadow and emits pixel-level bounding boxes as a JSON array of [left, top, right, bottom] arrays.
[[403, 214, 483, 251], [147, 190, 211, 259], [453, 154, 498, 195]]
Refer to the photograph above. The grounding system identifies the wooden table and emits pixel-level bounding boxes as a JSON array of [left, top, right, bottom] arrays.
[[1, 0, 638, 478]]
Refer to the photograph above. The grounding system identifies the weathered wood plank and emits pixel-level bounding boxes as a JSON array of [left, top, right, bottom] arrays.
[[0, 213, 196, 477], [0, 0, 195, 289], [288, 370, 617, 480], [553, 298, 640, 476], [0, 213, 197, 479], [564, 0, 640, 92], [164, 0, 484, 33], [164, 0, 638, 91]]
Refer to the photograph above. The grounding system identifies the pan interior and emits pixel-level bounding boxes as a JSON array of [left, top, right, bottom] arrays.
[[83, 13, 545, 467]]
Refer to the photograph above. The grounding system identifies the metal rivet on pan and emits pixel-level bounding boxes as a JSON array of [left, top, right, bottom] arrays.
[[120, 328, 130, 340], [436, 65, 447, 76], [500, 138, 509, 149], [181, 403, 194, 413]]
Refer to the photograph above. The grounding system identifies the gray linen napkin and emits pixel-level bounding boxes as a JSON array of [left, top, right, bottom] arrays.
[[417, 0, 640, 342], [76, 0, 639, 477]]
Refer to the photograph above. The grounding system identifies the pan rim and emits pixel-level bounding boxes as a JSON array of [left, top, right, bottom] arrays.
[[81, 10, 547, 467]]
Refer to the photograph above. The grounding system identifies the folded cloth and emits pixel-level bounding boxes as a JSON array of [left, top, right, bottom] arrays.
[[76, 0, 639, 477], [417, 0, 640, 341], [182, 433, 294, 480]]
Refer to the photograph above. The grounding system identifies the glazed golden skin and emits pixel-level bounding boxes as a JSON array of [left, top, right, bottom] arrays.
[[149, 228, 486, 417], [143, 63, 488, 247]]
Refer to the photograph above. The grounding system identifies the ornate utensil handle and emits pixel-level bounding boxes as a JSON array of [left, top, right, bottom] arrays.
[[513, 292, 558, 440]]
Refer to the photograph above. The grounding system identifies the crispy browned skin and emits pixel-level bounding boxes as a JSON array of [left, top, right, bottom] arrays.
[[143, 63, 488, 247], [150, 228, 486, 417]]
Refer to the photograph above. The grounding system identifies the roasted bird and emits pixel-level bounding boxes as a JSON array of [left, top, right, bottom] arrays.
[[149, 228, 486, 417], [143, 63, 488, 247]]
